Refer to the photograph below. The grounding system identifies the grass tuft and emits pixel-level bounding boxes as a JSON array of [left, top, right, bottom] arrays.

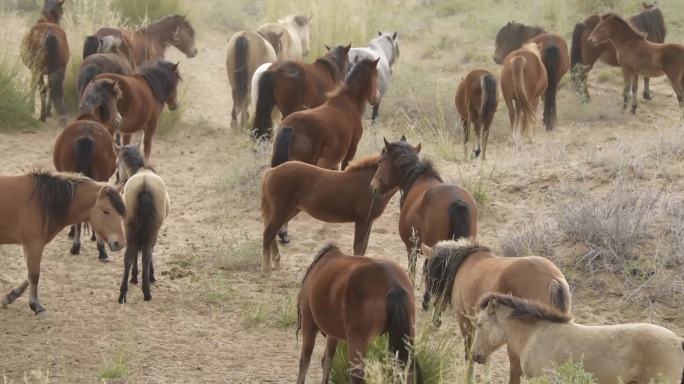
[[111, 0, 188, 25], [0, 49, 36, 131]]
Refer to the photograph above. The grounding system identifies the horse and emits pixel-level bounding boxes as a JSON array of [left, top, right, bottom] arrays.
[[116, 144, 170, 303], [0, 171, 125, 315], [296, 244, 422, 384], [473, 294, 683, 384], [77, 36, 133, 98], [252, 44, 351, 138], [257, 15, 312, 60], [96, 60, 181, 159], [86, 14, 197, 69], [588, 13, 684, 114], [20, 0, 69, 126], [369, 136, 478, 304], [420, 240, 571, 384], [501, 43, 548, 143], [225, 31, 279, 128], [571, 3, 666, 100], [53, 78, 123, 260], [260, 156, 397, 275], [493, 22, 567, 131], [455, 69, 498, 160], [348, 31, 400, 123]]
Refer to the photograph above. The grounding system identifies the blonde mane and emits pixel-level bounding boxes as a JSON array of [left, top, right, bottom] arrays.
[[521, 42, 541, 58]]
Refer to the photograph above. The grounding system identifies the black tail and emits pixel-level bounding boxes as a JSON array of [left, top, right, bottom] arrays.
[[130, 185, 157, 247], [386, 287, 422, 384], [542, 44, 560, 131], [76, 63, 100, 97], [234, 36, 250, 111], [252, 70, 276, 138], [45, 32, 60, 73], [74, 137, 94, 178], [479, 74, 498, 125], [270, 126, 293, 167], [448, 200, 471, 241], [549, 278, 572, 314], [570, 23, 585, 70], [83, 36, 101, 59]]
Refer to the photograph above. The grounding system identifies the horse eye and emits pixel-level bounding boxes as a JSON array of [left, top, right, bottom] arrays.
[[103, 210, 110, 215]]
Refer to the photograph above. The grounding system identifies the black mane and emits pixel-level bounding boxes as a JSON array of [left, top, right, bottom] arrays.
[[140, 60, 180, 103], [426, 241, 489, 307], [119, 144, 151, 175], [385, 142, 442, 205], [316, 45, 348, 83], [630, 6, 666, 43], [31, 171, 87, 233]]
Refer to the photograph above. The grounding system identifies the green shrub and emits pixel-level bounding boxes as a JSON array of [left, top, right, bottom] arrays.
[[111, 0, 188, 25], [527, 360, 597, 384], [0, 50, 36, 131]]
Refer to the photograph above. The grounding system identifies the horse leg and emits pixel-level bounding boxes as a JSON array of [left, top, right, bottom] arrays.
[[262, 221, 281, 276], [371, 103, 380, 125], [48, 68, 67, 126], [69, 222, 81, 255], [38, 76, 47, 122], [353, 220, 372, 256], [67, 225, 75, 238], [230, 89, 238, 128], [141, 245, 153, 301], [149, 256, 156, 283], [130, 250, 139, 284], [321, 337, 338, 384], [118, 244, 137, 304], [482, 124, 490, 161], [462, 119, 470, 158], [142, 123, 157, 160], [507, 346, 523, 384], [347, 338, 370, 384], [630, 74, 639, 114], [278, 209, 300, 245], [296, 319, 318, 384], [643, 77, 652, 100], [1, 280, 29, 308], [96, 238, 109, 262], [24, 242, 47, 315], [473, 120, 482, 158], [622, 69, 631, 111]]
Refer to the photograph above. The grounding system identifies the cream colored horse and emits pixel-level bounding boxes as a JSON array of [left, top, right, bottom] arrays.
[[473, 293, 684, 384], [257, 15, 311, 60]]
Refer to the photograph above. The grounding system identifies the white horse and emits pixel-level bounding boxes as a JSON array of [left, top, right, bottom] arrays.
[[257, 15, 312, 61]]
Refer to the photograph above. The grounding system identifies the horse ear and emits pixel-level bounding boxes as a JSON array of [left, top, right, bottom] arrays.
[[392, 32, 398, 40], [383, 137, 392, 150], [371, 57, 380, 67], [325, 45, 331, 51], [344, 43, 352, 52], [415, 143, 422, 154], [421, 244, 433, 260], [400, 135, 407, 142], [486, 297, 498, 314], [173, 62, 180, 71], [378, 31, 382, 36]]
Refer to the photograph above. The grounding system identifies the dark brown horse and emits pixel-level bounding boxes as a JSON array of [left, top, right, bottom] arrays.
[[260, 156, 397, 275], [96, 60, 181, 159], [53, 78, 123, 260], [20, 0, 69, 126], [77, 37, 133, 98], [370, 136, 477, 308], [252, 44, 351, 138], [296, 244, 422, 384], [571, 3, 666, 100], [494, 22, 568, 130], [455, 69, 498, 160], [269, 57, 379, 171]]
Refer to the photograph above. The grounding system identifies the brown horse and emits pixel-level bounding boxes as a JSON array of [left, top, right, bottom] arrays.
[[455, 69, 498, 160], [20, 0, 69, 126], [369, 136, 477, 306], [269, 57, 379, 171], [257, 15, 312, 60], [86, 14, 197, 69], [0, 171, 125, 315], [96, 60, 181, 159], [421, 240, 571, 384], [571, 4, 666, 100], [494, 22, 568, 130], [260, 156, 397, 275], [588, 13, 683, 114], [252, 44, 351, 138], [296, 244, 422, 384], [77, 37, 133, 98], [53, 78, 123, 260], [501, 43, 548, 143]]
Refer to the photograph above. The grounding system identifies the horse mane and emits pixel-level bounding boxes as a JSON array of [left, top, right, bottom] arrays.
[[630, 5, 666, 43], [425, 239, 489, 307], [386, 143, 442, 205], [480, 293, 572, 323], [521, 42, 542, 58], [316, 48, 346, 83], [140, 14, 195, 39], [140, 60, 180, 103], [325, 58, 373, 100], [30, 171, 90, 233], [344, 155, 380, 172], [603, 13, 648, 40], [119, 145, 153, 175], [296, 243, 339, 340]]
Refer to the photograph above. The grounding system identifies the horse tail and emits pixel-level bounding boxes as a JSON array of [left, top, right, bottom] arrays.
[[253, 70, 276, 138], [130, 183, 157, 247], [548, 278, 572, 314], [542, 44, 560, 131], [74, 137, 94, 178], [386, 287, 423, 384], [234, 35, 250, 111], [76, 63, 100, 97], [479, 74, 498, 126], [44, 31, 60, 74], [511, 56, 535, 129], [570, 22, 585, 70], [83, 35, 100, 59], [448, 200, 471, 241], [270, 126, 293, 167]]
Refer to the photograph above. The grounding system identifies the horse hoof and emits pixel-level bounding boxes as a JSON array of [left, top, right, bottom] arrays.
[[149, 276, 156, 283], [30, 302, 47, 317], [118, 295, 126, 304], [67, 227, 75, 238], [130, 278, 138, 285], [421, 300, 430, 312], [631, 106, 637, 114], [277, 233, 290, 244], [643, 93, 652, 100], [143, 295, 152, 301], [98, 257, 109, 263], [260, 267, 272, 277], [70, 244, 81, 255]]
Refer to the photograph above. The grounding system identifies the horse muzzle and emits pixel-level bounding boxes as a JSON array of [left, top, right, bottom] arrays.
[[108, 239, 124, 252], [187, 48, 198, 58]]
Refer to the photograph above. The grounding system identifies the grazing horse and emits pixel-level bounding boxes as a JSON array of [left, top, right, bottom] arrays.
[[96, 60, 181, 159], [77, 36, 133, 98], [252, 44, 351, 138], [20, 0, 69, 126], [116, 144, 170, 303], [348, 31, 401, 123], [571, 4, 666, 100], [260, 156, 398, 275], [455, 69, 498, 160], [296, 244, 422, 384], [473, 294, 683, 384], [269, 57, 379, 170], [501, 43, 548, 143], [87, 15, 197, 69], [53, 78, 123, 260], [421, 240, 571, 384], [0, 171, 125, 315], [257, 15, 312, 60], [588, 13, 684, 114], [493, 22, 568, 130]]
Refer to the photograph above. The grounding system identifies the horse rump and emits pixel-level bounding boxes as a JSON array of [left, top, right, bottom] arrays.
[[76, 63, 100, 97], [252, 70, 276, 138], [233, 36, 250, 111], [385, 287, 422, 383], [74, 137, 95, 178], [128, 184, 157, 247], [270, 126, 293, 167], [83, 36, 101, 59], [510, 56, 534, 129], [479, 74, 498, 125], [448, 200, 471, 241], [44, 31, 61, 74], [542, 44, 560, 131]]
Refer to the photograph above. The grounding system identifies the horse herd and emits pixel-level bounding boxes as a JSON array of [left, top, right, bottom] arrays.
[[2, 1, 684, 383]]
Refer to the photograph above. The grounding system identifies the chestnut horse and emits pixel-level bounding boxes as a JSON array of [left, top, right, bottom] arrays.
[[455, 69, 498, 160], [588, 13, 683, 114], [20, 0, 69, 126], [296, 244, 422, 384], [77, 37, 133, 98], [53, 78, 123, 260], [260, 156, 397, 275], [494, 22, 568, 130], [252, 44, 351, 138], [0, 171, 125, 315], [571, 4, 666, 100], [501, 43, 548, 143], [96, 60, 181, 159], [421, 240, 571, 384]]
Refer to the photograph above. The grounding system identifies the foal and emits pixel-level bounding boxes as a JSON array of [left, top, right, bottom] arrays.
[[455, 69, 498, 160]]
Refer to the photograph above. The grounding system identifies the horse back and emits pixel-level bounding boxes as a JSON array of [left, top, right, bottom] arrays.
[[418, 183, 478, 244], [95, 28, 139, 67], [53, 120, 116, 181], [21, 22, 69, 71], [123, 171, 169, 227], [96, 73, 158, 133]]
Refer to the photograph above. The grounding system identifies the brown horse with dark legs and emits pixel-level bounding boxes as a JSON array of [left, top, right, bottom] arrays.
[[97, 60, 181, 159], [370, 136, 477, 308], [296, 244, 422, 384], [252, 44, 351, 138], [0, 171, 125, 316], [588, 13, 684, 114], [20, 0, 69, 126], [455, 69, 498, 160], [260, 156, 397, 275], [571, 3, 666, 100], [494, 22, 568, 131], [53, 78, 123, 260]]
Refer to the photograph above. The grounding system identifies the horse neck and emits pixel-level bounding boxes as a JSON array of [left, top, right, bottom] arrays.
[[315, 58, 342, 83], [399, 164, 440, 205], [500, 316, 541, 357], [329, 83, 367, 114], [139, 21, 174, 54], [371, 40, 392, 64], [38, 13, 59, 24], [63, 181, 101, 226], [609, 22, 643, 49]]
